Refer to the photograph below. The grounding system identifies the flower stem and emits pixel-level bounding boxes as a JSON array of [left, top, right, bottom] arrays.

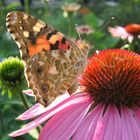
[[18, 89, 29, 109], [68, 13, 73, 37], [0, 110, 5, 133], [25, 0, 29, 13], [18, 89, 41, 134]]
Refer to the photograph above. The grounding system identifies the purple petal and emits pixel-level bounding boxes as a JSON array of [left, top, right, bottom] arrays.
[[16, 103, 45, 120], [102, 106, 121, 140], [121, 108, 140, 140], [17, 93, 70, 120], [9, 93, 91, 137], [73, 104, 111, 140], [39, 101, 91, 140], [73, 104, 103, 140]]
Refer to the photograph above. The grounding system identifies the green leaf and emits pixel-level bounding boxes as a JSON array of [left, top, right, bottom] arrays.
[[83, 13, 102, 28], [5, 2, 20, 10], [28, 128, 39, 139], [103, 36, 120, 48]]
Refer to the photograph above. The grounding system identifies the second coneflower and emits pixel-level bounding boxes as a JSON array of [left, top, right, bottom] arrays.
[[108, 24, 140, 42], [10, 49, 140, 140]]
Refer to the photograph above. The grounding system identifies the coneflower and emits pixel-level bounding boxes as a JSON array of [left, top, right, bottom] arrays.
[[10, 49, 140, 140], [108, 24, 140, 43]]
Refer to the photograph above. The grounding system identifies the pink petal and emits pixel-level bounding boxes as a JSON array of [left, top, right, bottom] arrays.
[[102, 106, 121, 140], [108, 26, 131, 39], [73, 104, 102, 140], [22, 89, 34, 96], [92, 107, 111, 140], [121, 108, 140, 140], [9, 93, 91, 137], [17, 93, 70, 120], [16, 103, 45, 120], [39, 101, 91, 140]]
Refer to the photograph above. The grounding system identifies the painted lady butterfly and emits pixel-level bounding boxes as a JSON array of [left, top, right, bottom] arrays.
[[6, 11, 89, 106]]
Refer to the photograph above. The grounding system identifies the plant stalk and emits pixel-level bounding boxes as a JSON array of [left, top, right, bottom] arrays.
[[25, 0, 29, 13]]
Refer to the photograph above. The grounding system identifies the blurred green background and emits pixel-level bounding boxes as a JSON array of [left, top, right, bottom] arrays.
[[1, 0, 140, 139]]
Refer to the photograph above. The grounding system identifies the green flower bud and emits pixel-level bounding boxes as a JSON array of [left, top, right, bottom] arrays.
[[0, 57, 27, 97]]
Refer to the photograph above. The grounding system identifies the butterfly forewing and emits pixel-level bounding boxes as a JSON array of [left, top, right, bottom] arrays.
[[6, 11, 89, 106]]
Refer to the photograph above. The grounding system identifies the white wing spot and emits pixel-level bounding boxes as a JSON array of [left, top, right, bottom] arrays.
[[20, 26, 23, 30], [36, 21, 46, 27], [23, 15, 28, 20], [23, 31, 29, 37], [33, 26, 41, 32]]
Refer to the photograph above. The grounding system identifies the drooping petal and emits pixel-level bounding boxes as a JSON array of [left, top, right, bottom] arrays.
[[73, 104, 112, 140], [73, 104, 103, 140], [127, 109, 140, 140], [39, 100, 91, 140], [120, 108, 140, 140], [16, 103, 45, 120], [101, 106, 121, 140], [9, 93, 91, 137], [17, 93, 70, 120], [92, 107, 111, 140]]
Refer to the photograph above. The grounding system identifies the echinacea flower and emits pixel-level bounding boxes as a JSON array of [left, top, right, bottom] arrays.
[[76, 25, 94, 35], [108, 24, 140, 43], [10, 49, 140, 140]]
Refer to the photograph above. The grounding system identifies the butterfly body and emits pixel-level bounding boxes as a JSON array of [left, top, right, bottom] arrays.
[[6, 11, 89, 106]]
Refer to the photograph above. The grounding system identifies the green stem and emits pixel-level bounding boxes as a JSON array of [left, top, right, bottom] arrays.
[[0, 111, 5, 133], [25, 0, 29, 13], [18, 89, 41, 134], [67, 13, 73, 37], [18, 90, 29, 109]]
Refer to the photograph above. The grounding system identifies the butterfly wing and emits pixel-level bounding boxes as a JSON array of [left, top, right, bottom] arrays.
[[6, 11, 89, 106]]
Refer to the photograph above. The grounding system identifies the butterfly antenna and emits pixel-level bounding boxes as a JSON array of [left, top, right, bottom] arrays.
[[75, 24, 82, 41], [99, 16, 115, 32], [87, 16, 116, 42]]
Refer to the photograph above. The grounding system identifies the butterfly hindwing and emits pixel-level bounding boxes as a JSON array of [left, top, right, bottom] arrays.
[[6, 11, 89, 106]]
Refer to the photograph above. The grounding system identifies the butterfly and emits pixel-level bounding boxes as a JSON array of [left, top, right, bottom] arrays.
[[6, 11, 89, 106]]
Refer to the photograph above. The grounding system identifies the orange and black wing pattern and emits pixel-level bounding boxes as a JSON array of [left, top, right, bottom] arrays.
[[6, 11, 89, 106]]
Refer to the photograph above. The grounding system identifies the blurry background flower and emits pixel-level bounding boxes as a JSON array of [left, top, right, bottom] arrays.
[[9, 49, 140, 140], [108, 24, 140, 43], [61, 3, 81, 17], [108, 24, 140, 53], [79, 7, 91, 15], [76, 24, 94, 35]]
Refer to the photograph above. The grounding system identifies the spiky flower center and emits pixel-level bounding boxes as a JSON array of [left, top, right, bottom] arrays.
[[81, 49, 140, 109]]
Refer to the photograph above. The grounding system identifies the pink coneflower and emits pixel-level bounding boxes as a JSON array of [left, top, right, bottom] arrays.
[[108, 24, 140, 42], [10, 49, 140, 140], [76, 25, 94, 35]]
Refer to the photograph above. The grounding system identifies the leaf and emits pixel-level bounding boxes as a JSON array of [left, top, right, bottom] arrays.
[[83, 13, 102, 28], [28, 128, 39, 139], [5, 2, 20, 10]]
